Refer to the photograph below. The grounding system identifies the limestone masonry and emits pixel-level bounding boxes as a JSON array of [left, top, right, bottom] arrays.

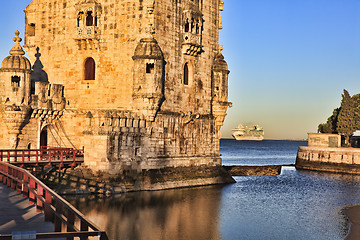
[[0, 0, 231, 177]]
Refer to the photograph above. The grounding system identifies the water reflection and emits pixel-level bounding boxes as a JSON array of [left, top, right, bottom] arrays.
[[67, 186, 223, 240], [220, 168, 359, 240], [67, 168, 360, 240]]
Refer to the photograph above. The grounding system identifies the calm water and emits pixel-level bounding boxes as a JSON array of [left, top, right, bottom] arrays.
[[67, 140, 360, 240]]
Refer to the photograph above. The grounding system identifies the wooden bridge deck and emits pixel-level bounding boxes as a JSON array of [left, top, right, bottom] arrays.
[[0, 184, 57, 236]]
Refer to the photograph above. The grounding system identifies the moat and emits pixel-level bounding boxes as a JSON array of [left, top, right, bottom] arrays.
[[65, 140, 360, 240]]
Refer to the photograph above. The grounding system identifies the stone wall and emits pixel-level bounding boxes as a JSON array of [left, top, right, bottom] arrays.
[[296, 146, 360, 174], [308, 133, 341, 148]]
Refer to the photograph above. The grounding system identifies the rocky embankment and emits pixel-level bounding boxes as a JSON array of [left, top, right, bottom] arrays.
[[37, 165, 236, 195], [223, 165, 282, 176]]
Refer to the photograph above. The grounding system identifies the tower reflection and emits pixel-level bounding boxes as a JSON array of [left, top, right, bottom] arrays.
[[67, 186, 223, 240]]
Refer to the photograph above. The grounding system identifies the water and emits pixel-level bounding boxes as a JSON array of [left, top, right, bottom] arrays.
[[221, 139, 306, 166], [67, 139, 360, 240]]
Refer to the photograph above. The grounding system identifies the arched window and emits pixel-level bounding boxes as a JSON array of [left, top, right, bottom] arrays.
[[183, 63, 189, 85], [185, 19, 189, 33], [40, 126, 48, 147], [86, 11, 94, 26], [77, 12, 84, 27], [85, 58, 95, 80]]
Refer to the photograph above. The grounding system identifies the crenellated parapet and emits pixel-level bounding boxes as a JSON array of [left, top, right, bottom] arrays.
[[31, 82, 66, 111], [82, 110, 148, 136]]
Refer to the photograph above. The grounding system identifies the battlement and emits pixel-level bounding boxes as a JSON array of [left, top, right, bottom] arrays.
[[31, 82, 66, 111]]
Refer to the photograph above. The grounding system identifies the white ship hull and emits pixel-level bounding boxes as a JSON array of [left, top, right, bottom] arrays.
[[232, 134, 264, 141]]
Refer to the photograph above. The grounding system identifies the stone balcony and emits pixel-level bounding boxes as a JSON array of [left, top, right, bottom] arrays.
[[75, 26, 99, 40], [74, 26, 99, 50], [182, 32, 202, 56]]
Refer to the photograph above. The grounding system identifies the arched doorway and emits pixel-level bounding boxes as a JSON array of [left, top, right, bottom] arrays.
[[40, 126, 48, 147]]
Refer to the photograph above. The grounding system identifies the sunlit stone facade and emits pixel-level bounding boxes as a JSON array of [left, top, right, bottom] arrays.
[[0, 0, 230, 177]]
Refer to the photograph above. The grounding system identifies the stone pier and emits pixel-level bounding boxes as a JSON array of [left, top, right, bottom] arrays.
[[296, 146, 360, 174]]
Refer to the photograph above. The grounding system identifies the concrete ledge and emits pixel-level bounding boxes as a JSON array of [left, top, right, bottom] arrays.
[[296, 146, 360, 174]]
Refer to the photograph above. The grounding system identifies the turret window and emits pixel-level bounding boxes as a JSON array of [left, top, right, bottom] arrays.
[[146, 63, 154, 74], [11, 76, 20, 88], [85, 57, 95, 80]]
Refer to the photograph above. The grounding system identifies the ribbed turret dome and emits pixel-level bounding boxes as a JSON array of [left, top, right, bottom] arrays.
[[2, 56, 31, 70], [1, 30, 31, 71], [213, 51, 228, 71], [133, 38, 164, 60]]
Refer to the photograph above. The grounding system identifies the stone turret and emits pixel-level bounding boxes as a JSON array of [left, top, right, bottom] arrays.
[[212, 47, 231, 139], [0, 31, 32, 106], [132, 37, 165, 121], [0, 31, 32, 148]]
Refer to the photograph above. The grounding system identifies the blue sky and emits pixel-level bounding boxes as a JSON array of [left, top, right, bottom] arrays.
[[1, 1, 360, 139], [220, 0, 360, 139]]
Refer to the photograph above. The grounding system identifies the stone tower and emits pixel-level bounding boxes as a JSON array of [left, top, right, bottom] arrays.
[[1, 0, 233, 183]]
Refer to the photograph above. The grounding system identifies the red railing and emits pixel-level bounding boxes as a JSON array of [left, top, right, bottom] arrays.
[[0, 147, 83, 169], [0, 162, 108, 240]]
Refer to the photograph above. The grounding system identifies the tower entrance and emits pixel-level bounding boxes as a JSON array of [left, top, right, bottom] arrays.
[[40, 126, 48, 147]]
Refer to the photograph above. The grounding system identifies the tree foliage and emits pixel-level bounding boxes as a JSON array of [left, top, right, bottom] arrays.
[[318, 108, 340, 134], [337, 90, 357, 146], [318, 89, 360, 147]]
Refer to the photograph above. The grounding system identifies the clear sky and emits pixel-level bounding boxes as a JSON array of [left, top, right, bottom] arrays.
[[1, 1, 360, 140]]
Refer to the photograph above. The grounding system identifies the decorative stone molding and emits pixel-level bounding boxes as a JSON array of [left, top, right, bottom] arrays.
[[182, 7, 203, 56], [3, 105, 31, 148]]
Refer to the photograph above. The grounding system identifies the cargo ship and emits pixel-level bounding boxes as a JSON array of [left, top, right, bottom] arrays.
[[232, 124, 264, 141]]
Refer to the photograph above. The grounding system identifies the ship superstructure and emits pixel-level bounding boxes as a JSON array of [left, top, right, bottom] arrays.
[[232, 125, 264, 141]]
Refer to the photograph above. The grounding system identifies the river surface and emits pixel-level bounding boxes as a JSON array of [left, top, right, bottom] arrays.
[[67, 139, 360, 240]]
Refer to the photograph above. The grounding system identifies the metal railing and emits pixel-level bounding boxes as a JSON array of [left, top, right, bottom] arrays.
[[0, 147, 84, 170], [0, 162, 108, 240]]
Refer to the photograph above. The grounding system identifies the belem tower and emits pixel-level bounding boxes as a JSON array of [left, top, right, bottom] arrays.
[[0, 0, 232, 187]]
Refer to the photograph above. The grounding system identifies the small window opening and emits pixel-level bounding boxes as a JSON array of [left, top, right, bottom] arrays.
[[185, 19, 189, 33], [86, 11, 94, 26], [146, 63, 155, 74], [31, 81, 35, 95], [48, 84, 51, 97], [77, 12, 84, 27], [135, 147, 141, 156], [11, 76, 20, 88], [85, 57, 96, 80], [196, 21, 199, 34], [28, 23, 35, 36], [183, 63, 189, 85]]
